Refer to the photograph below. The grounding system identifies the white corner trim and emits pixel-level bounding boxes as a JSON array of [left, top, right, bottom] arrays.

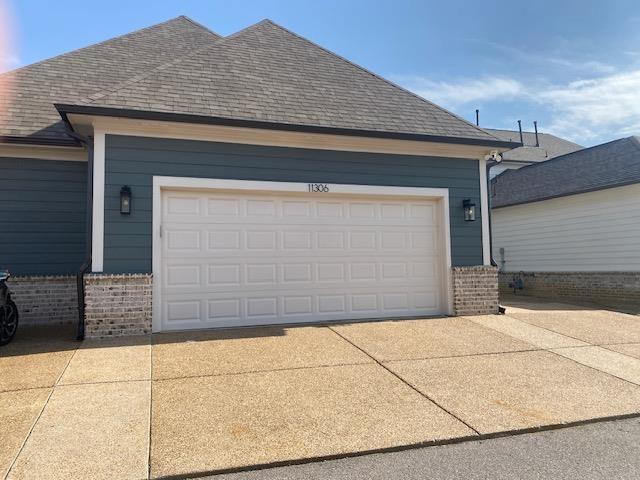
[[479, 158, 491, 265], [440, 192, 454, 315], [91, 130, 105, 272], [0, 143, 87, 161], [151, 177, 454, 331]]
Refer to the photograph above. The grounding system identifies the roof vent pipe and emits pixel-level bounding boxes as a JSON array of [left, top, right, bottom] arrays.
[[475, 109, 479, 126], [533, 121, 540, 147], [517, 120, 523, 145]]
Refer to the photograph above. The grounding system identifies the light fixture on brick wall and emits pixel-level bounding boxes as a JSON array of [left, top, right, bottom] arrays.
[[120, 186, 132, 215], [463, 199, 476, 221]]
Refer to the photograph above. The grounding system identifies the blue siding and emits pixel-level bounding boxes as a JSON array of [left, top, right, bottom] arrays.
[[104, 135, 484, 273], [0, 157, 87, 275]]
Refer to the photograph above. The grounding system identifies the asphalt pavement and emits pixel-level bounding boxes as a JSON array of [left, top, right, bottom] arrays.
[[207, 417, 640, 480]]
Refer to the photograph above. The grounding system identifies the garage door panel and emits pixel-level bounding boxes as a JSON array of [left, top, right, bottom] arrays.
[[165, 265, 201, 287], [160, 189, 445, 330], [162, 290, 442, 330], [166, 300, 201, 323], [165, 194, 437, 225], [163, 261, 437, 290], [164, 195, 201, 216], [208, 264, 241, 286], [163, 228, 438, 257]]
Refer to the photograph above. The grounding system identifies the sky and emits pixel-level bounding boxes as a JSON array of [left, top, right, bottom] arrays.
[[2, 0, 639, 146]]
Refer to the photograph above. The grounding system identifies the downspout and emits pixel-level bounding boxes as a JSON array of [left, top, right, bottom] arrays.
[[486, 159, 499, 267], [64, 130, 93, 341], [486, 158, 504, 313]]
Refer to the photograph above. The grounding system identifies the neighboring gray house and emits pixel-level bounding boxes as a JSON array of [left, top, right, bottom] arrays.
[[485, 128, 582, 178], [0, 16, 518, 338], [492, 136, 640, 301]]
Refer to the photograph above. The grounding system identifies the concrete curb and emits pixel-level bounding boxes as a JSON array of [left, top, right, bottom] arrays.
[[153, 411, 640, 480]]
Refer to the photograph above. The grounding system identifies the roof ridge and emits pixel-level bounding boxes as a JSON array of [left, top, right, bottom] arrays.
[[500, 136, 633, 176], [260, 19, 500, 141], [82, 20, 266, 106], [486, 127, 538, 134], [629, 135, 640, 150], [178, 15, 221, 38], [485, 127, 584, 148], [1, 16, 195, 77]]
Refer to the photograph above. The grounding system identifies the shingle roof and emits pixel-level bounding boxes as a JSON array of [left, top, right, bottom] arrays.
[[77, 19, 501, 143], [485, 128, 583, 163], [2, 17, 510, 146], [0, 16, 219, 143], [492, 136, 640, 208]]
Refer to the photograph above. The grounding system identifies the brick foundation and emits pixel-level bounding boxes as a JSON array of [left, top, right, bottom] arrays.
[[499, 271, 640, 302], [452, 266, 499, 315], [84, 274, 152, 338], [9, 275, 77, 326], [77, 267, 502, 337]]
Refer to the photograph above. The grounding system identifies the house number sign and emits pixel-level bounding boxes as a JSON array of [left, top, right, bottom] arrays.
[[308, 183, 330, 192]]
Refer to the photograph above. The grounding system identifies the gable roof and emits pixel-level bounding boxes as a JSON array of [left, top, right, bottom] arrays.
[[485, 128, 583, 163], [0, 16, 219, 144], [492, 136, 640, 208]]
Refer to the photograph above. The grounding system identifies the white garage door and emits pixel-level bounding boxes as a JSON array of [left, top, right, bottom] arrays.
[[159, 189, 445, 331]]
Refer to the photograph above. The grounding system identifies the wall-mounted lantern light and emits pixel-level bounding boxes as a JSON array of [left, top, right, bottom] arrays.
[[120, 186, 132, 215], [463, 199, 476, 221]]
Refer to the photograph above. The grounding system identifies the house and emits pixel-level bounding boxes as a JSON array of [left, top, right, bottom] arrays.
[[491, 136, 640, 301], [0, 16, 518, 338], [484, 127, 582, 178]]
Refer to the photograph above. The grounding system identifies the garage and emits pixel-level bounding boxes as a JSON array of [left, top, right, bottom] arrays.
[[155, 179, 451, 331]]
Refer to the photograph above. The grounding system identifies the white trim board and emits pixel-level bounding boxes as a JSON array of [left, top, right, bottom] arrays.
[[69, 114, 505, 160], [91, 130, 105, 272], [479, 158, 491, 265], [151, 176, 453, 332]]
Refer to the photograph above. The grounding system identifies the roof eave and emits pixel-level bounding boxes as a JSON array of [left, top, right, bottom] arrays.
[[493, 178, 640, 209], [55, 104, 521, 150], [0, 135, 81, 148]]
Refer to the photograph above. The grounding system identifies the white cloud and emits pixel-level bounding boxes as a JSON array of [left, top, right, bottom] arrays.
[[394, 75, 525, 107], [396, 69, 640, 144], [545, 58, 616, 74], [474, 39, 617, 75], [538, 70, 640, 141]]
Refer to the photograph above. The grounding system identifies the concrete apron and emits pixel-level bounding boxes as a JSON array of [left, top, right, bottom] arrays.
[[0, 305, 639, 480]]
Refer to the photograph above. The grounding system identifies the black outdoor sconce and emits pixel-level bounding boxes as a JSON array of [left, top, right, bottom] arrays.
[[120, 186, 132, 215], [463, 199, 476, 221]]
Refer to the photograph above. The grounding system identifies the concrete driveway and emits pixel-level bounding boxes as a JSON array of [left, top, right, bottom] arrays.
[[2, 296, 640, 479]]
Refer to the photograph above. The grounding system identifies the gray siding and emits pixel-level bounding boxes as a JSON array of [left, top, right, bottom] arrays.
[[0, 157, 87, 275], [104, 135, 484, 273]]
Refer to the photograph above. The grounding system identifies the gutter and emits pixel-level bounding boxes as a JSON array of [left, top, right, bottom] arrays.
[[54, 103, 521, 150], [0, 135, 81, 147], [486, 160, 499, 268], [486, 158, 507, 315], [492, 178, 640, 210]]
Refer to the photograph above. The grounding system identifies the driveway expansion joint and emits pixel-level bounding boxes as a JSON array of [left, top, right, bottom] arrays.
[[549, 347, 640, 387], [5, 343, 79, 479], [326, 325, 482, 436], [500, 314, 591, 346], [151, 360, 374, 383]]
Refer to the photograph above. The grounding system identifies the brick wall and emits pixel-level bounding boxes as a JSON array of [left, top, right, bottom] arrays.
[[10, 275, 77, 326], [452, 266, 499, 315], [84, 274, 152, 338], [498, 271, 640, 301]]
